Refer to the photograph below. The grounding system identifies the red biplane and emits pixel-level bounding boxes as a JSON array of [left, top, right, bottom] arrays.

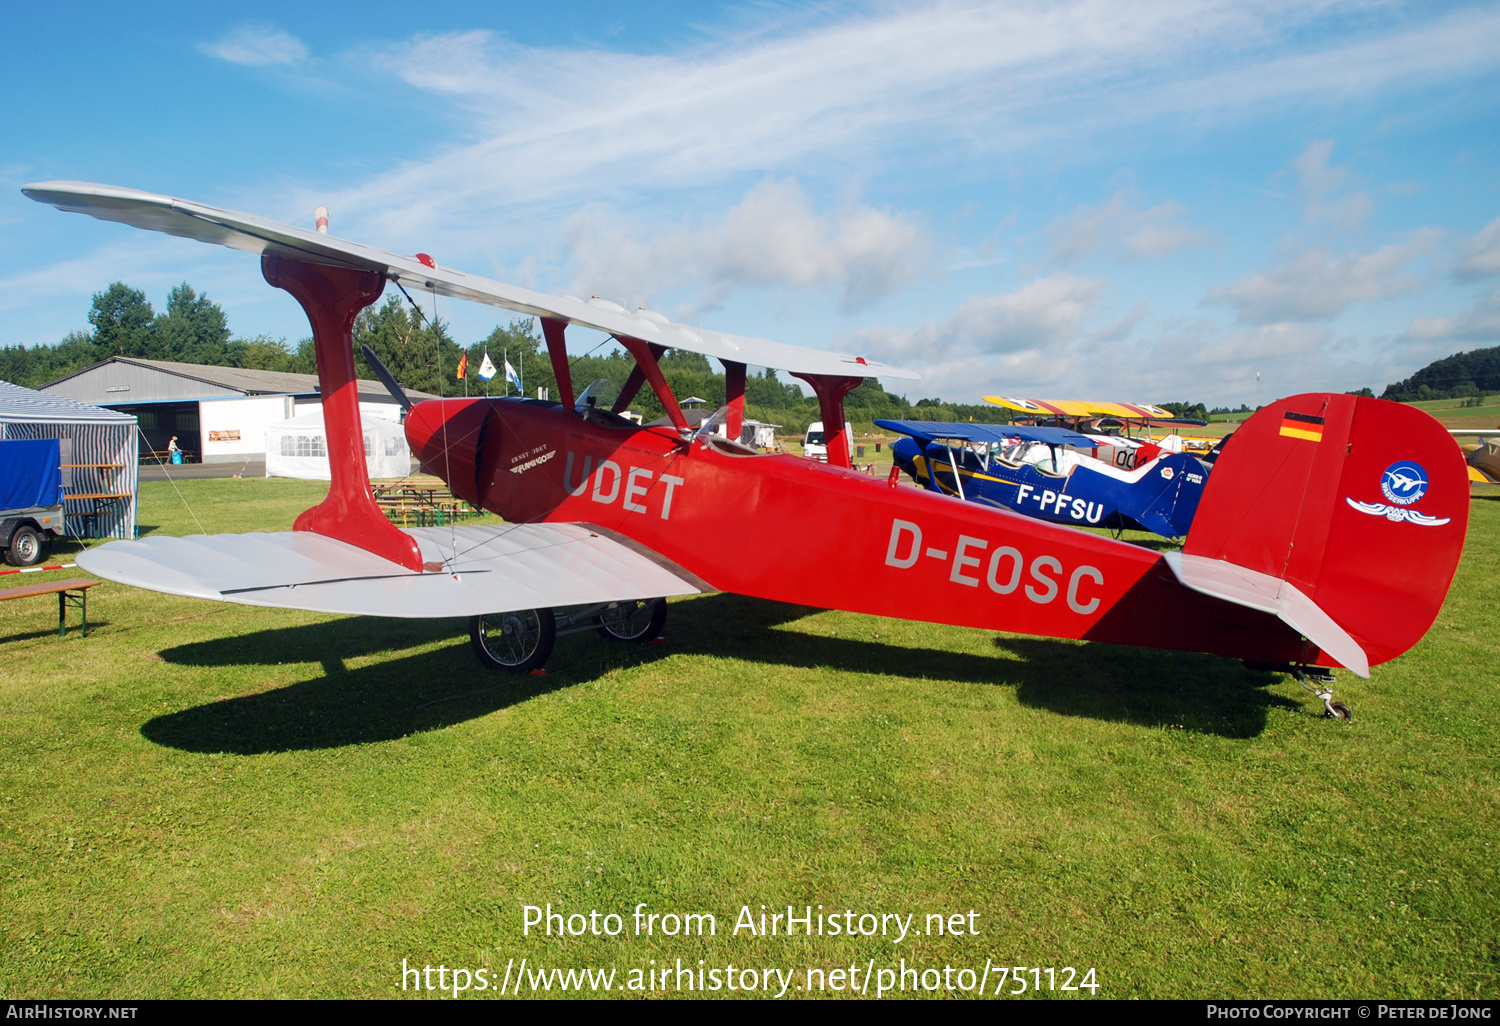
[[24, 182, 1472, 718]]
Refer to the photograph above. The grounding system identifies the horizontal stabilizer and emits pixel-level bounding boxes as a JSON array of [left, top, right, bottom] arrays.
[[76, 524, 708, 618], [1164, 551, 1369, 677]]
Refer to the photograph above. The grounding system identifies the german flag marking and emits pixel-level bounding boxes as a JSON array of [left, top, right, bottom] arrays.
[[1279, 410, 1324, 442]]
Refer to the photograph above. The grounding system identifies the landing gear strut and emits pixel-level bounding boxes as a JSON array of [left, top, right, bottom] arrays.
[[1291, 666, 1352, 721], [469, 598, 670, 673]]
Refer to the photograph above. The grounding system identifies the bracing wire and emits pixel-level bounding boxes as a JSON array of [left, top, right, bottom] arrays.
[[431, 282, 459, 562], [136, 425, 205, 534]]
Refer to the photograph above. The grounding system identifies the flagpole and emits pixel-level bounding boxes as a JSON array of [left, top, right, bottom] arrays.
[[503, 348, 508, 397]]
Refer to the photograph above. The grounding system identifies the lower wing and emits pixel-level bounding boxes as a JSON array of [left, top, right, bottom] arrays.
[[77, 524, 710, 617]]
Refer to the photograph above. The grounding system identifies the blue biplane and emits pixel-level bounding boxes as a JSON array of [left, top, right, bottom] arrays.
[[876, 419, 1212, 539]]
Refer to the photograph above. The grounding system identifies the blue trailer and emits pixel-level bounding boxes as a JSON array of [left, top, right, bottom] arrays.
[[0, 438, 66, 566]]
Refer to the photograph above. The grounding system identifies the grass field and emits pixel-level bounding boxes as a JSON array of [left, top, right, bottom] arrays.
[[1, 476, 1496, 999]]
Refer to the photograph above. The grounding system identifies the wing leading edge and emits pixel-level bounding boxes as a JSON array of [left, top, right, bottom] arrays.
[[22, 181, 917, 382], [75, 524, 710, 618]]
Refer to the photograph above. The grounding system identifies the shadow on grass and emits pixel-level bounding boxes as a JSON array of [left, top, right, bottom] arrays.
[[145, 621, 576, 755], [665, 594, 1295, 739], [143, 594, 1295, 754], [1, 623, 114, 645]]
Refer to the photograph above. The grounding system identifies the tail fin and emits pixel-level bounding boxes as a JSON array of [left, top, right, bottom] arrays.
[[1174, 393, 1469, 674]]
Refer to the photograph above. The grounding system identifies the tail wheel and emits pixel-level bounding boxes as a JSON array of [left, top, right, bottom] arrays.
[[6, 526, 44, 567], [1327, 701, 1353, 721], [595, 597, 667, 643], [470, 609, 555, 672]]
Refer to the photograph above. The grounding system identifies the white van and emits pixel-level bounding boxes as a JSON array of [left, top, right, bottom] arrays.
[[802, 420, 852, 462]]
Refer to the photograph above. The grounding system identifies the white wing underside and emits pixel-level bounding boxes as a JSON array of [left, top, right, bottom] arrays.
[[76, 525, 708, 618], [22, 181, 918, 382], [1163, 551, 1369, 678]]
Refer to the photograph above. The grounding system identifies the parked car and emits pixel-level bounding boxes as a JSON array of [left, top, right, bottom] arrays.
[[801, 420, 852, 462]]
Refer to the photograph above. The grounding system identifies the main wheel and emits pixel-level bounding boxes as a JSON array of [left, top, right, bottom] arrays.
[[595, 597, 667, 643], [5, 526, 44, 567], [470, 609, 555, 672]]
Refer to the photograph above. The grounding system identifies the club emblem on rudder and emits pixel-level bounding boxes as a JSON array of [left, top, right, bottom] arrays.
[[1380, 460, 1428, 505]]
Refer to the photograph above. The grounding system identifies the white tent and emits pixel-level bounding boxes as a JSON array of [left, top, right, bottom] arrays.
[[265, 412, 411, 481]]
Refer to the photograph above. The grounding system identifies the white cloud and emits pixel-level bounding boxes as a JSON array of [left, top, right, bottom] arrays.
[[1405, 288, 1500, 344], [325, 2, 1500, 234], [562, 178, 931, 314], [1048, 190, 1209, 264], [1294, 140, 1372, 230], [201, 24, 309, 66], [1207, 231, 1439, 323], [846, 273, 1104, 369], [846, 285, 1411, 406], [1455, 215, 1500, 281]]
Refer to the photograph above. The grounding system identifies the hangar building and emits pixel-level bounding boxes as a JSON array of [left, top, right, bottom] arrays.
[[41, 357, 435, 463]]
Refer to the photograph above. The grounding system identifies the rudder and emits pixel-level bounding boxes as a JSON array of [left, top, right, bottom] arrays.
[[1183, 393, 1468, 671]]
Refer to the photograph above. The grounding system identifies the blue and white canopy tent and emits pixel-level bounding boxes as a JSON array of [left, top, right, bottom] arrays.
[[0, 380, 139, 539]]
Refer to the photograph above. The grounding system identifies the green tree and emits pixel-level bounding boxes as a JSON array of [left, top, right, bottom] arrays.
[[0, 331, 99, 388], [88, 283, 155, 356], [237, 335, 302, 373], [154, 283, 233, 363], [465, 319, 554, 398], [353, 295, 466, 397]]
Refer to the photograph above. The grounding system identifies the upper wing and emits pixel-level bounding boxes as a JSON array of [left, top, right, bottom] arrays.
[[22, 181, 918, 383], [982, 396, 1177, 420], [983, 396, 1095, 417], [874, 419, 1095, 448], [76, 523, 711, 617]]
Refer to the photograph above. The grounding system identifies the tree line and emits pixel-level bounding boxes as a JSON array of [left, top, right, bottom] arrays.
[[1377, 345, 1500, 402], [3, 280, 1227, 434]]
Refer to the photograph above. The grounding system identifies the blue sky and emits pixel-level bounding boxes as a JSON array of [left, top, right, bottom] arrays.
[[3, 1, 1498, 405]]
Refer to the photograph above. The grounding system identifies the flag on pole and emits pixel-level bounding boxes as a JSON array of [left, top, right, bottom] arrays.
[[505, 358, 522, 390], [456, 353, 468, 380], [477, 352, 497, 381]]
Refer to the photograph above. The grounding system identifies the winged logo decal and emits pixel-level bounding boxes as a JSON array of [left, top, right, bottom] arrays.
[[1344, 497, 1451, 527]]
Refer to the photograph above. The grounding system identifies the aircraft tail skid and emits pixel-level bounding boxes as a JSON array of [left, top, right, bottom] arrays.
[[1179, 394, 1469, 673]]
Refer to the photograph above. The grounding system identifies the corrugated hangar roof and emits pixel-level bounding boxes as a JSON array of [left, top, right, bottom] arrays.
[[0, 378, 138, 425], [41, 356, 438, 405]]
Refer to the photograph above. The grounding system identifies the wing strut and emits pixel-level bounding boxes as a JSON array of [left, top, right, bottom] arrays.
[[617, 336, 689, 432], [261, 254, 424, 572], [724, 361, 747, 441], [791, 374, 864, 469], [541, 317, 575, 410]]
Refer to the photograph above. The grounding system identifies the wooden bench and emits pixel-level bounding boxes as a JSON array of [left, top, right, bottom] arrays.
[[0, 577, 99, 637]]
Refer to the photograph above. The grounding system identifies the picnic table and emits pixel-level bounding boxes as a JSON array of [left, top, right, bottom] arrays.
[[372, 484, 474, 527], [0, 577, 99, 636]]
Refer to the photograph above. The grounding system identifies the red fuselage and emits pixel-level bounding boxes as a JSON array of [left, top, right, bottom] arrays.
[[406, 397, 1321, 669]]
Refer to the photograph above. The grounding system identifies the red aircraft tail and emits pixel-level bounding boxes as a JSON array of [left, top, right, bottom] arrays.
[[1172, 393, 1469, 675]]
